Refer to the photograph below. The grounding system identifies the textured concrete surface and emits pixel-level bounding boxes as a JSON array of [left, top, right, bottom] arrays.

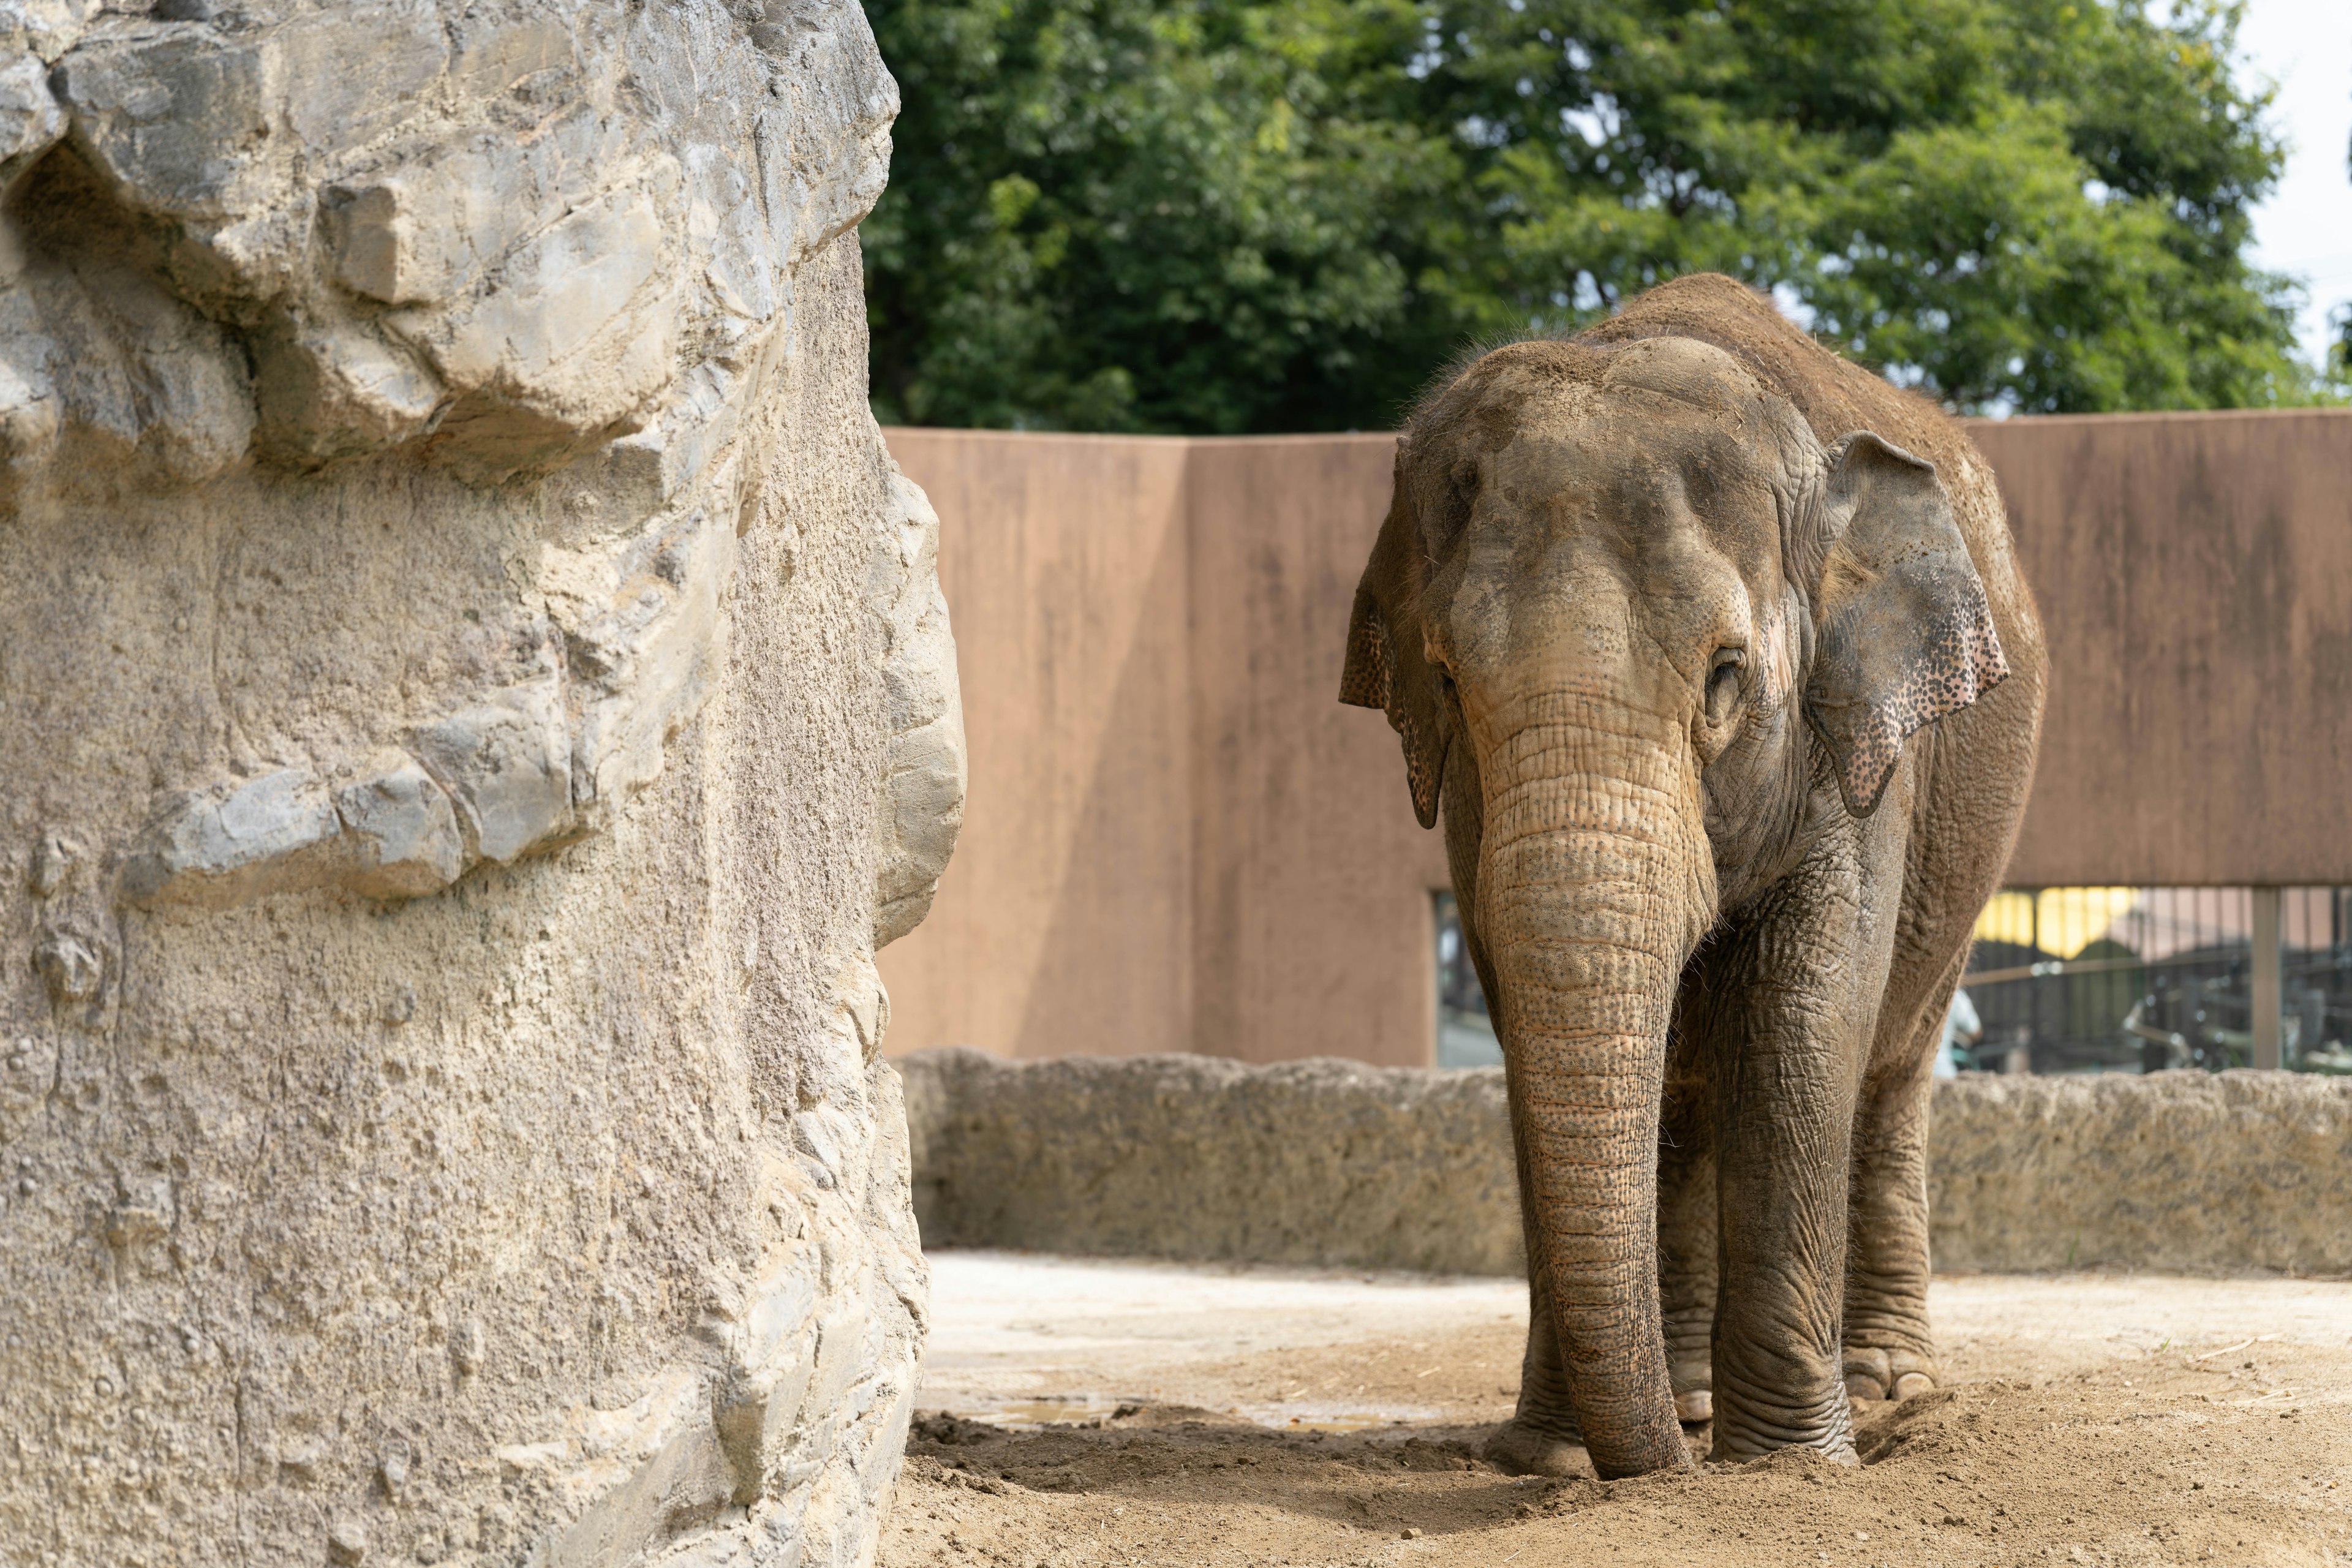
[[904, 1047, 1524, 1275], [902, 1050, 2352, 1276], [1, 4, 960, 1564], [1928, 1070, 2352, 1275]]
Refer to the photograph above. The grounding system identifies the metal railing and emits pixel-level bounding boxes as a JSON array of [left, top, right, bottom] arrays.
[[1431, 887, 2352, 1074], [1958, 887, 2352, 1076]]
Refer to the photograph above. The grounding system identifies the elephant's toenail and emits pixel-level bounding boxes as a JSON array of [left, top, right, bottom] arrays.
[[1891, 1373, 1934, 1401], [1843, 1374, 1885, 1402], [1675, 1390, 1713, 1422]]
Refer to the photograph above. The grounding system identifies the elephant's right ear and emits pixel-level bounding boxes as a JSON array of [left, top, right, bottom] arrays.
[[1341, 475, 1450, 829], [1802, 432, 2009, 817]]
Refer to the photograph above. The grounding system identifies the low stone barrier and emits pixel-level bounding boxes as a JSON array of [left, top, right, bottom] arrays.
[[900, 1049, 2352, 1276]]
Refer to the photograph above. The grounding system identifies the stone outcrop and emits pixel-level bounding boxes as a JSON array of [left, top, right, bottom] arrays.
[[900, 1050, 2352, 1278], [0, 2, 961, 1563]]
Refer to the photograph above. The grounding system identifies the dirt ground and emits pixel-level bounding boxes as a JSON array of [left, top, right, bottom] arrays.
[[880, 1253, 2352, 1567]]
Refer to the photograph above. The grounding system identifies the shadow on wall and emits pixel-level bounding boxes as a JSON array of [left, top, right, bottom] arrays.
[[1013, 481, 1198, 1061]]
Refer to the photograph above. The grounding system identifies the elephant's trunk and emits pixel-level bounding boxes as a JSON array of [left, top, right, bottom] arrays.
[[1477, 692, 1713, 1478]]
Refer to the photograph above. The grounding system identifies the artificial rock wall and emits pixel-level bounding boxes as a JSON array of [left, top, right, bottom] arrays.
[[0, 2, 965, 1564], [903, 1051, 2352, 1278]]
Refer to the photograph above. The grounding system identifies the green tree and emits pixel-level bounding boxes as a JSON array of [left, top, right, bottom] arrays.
[[862, 0, 2329, 431]]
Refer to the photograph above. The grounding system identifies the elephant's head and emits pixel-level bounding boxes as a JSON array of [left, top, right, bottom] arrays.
[[1341, 331, 2006, 1475]]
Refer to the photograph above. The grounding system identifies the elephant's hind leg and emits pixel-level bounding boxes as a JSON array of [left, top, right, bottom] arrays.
[[1840, 956, 1956, 1403], [1659, 1019, 1718, 1424]]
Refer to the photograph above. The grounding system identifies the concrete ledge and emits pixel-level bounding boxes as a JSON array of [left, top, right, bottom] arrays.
[[900, 1049, 2352, 1277]]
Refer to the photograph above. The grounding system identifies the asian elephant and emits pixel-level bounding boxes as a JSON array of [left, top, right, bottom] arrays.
[[1340, 274, 2044, 1478]]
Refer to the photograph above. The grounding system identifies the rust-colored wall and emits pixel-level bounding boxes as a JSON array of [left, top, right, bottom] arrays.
[[1971, 410, 2352, 887], [880, 410, 2352, 1066], [875, 432, 1202, 1062], [1182, 437, 1448, 1064]]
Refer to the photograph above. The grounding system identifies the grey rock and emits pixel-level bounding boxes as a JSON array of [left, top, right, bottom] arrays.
[[274, 2, 448, 158], [0, 50, 62, 183], [411, 679, 575, 864], [12, 0, 897, 485], [119, 769, 344, 909], [55, 29, 277, 224], [31, 929, 101, 1004], [6, 6, 956, 1564], [867, 466, 965, 948], [322, 175, 457, 307], [251, 320, 444, 464], [403, 176, 677, 443], [561, 505, 736, 824], [26, 832, 72, 897], [0, 0, 98, 64], [332, 755, 466, 899]]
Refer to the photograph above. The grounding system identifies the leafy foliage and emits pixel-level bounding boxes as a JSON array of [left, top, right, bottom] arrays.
[[861, 0, 2330, 431]]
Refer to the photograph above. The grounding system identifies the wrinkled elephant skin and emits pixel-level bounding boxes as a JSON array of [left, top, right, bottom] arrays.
[[1341, 274, 2045, 1477]]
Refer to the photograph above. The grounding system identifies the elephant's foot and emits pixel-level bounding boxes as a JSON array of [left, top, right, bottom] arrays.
[[1482, 1416, 1585, 1477], [1841, 1344, 1937, 1403], [1669, 1355, 1713, 1423], [1705, 1368, 1858, 1467], [1708, 1418, 1860, 1469]]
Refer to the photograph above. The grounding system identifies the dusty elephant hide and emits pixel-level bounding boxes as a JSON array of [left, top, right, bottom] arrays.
[[1341, 273, 2047, 1476]]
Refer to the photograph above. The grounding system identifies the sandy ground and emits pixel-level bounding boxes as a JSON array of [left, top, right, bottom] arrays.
[[880, 1251, 2352, 1567]]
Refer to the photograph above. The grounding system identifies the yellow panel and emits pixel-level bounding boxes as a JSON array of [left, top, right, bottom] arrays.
[[1975, 890, 2038, 949], [1972, 888, 2144, 959]]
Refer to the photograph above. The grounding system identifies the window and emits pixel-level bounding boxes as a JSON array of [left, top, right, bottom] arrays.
[[1433, 891, 1501, 1068]]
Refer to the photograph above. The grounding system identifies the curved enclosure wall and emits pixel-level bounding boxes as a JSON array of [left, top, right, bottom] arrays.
[[0, 2, 964, 1564]]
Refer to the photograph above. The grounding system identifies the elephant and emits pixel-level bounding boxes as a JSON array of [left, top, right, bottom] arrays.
[[1340, 273, 2045, 1478]]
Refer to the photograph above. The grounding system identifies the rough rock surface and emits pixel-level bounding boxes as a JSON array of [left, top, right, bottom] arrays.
[[1928, 1069, 2352, 1275], [0, 2, 963, 1564], [901, 1051, 2352, 1278], [902, 1049, 1525, 1275]]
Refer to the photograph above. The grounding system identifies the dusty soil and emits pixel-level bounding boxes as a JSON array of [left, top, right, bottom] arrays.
[[880, 1254, 2352, 1567]]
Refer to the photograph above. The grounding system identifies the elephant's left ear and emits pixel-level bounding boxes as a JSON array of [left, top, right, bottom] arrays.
[[1803, 432, 2010, 817]]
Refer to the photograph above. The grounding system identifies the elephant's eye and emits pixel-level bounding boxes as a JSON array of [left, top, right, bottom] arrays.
[[1705, 649, 1744, 726]]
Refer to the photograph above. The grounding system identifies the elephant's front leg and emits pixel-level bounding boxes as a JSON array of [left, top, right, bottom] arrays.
[[1841, 956, 1958, 1403], [1490, 1012, 1716, 1474], [1705, 880, 1887, 1463], [1483, 1104, 1585, 1476]]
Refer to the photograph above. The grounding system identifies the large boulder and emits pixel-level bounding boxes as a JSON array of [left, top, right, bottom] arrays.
[[0, 2, 963, 1562]]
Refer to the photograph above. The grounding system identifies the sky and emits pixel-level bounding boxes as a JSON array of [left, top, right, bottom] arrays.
[[2234, 0, 2352, 371]]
